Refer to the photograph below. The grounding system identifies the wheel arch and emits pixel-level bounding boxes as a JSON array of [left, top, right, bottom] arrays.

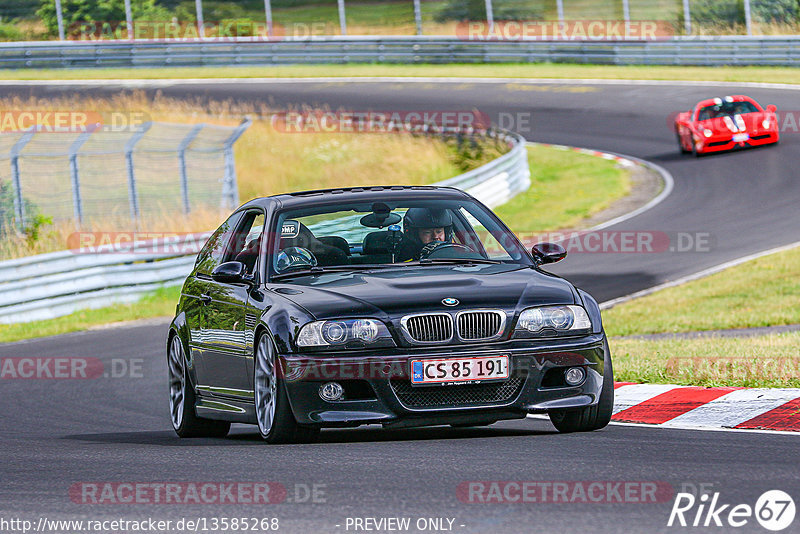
[[167, 312, 198, 388]]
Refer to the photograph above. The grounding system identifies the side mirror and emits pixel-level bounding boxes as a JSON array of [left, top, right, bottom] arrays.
[[532, 242, 567, 265], [767, 104, 777, 113], [211, 261, 250, 284]]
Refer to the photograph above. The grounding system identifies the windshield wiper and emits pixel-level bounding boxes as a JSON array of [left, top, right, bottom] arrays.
[[271, 264, 396, 280], [417, 258, 502, 265]]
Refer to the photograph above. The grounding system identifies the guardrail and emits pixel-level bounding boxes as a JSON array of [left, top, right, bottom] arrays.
[[1, 36, 800, 68], [0, 129, 530, 324]]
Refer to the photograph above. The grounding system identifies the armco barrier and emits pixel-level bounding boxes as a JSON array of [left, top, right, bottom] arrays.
[[0, 129, 530, 324], [1, 36, 800, 68]]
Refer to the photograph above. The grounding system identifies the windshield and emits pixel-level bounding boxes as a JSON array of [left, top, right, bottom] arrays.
[[697, 101, 759, 121], [269, 198, 530, 277]]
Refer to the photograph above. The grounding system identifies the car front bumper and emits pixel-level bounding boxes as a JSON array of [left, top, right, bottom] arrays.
[[280, 333, 608, 428], [698, 130, 779, 153]]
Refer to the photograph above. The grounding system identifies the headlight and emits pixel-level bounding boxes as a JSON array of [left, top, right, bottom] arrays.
[[515, 306, 592, 335], [297, 318, 394, 348], [703, 129, 713, 137], [762, 119, 771, 129]]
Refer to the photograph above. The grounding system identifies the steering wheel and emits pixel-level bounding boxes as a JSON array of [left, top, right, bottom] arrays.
[[419, 241, 475, 260]]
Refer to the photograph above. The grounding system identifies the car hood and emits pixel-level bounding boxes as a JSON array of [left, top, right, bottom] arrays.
[[273, 263, 578, 320], [700, 112, 767, 132]]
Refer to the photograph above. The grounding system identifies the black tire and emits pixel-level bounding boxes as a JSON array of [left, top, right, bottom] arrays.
[[168, 334, 231, 438], [548, 339, 614, 433], [677, 132, 689, 154], [254, 333, 320, 444], [691, 138, 701, 157]]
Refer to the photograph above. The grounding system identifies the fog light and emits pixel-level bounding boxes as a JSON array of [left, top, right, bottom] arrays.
[[564, 367, 585, 386], [319, 382, 344, 401]]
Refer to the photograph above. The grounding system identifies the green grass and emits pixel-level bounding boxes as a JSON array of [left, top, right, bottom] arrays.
[[495, 145, 631, 234], [0, 286, 180, 344], [604, 246, 800, 337], [610, 332, 800, 388], [605, 245, 800, 387], [5, 64, 800, 84]]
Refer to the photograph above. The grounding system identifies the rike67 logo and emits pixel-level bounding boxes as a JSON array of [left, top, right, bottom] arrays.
[[668, 490, 796, 531]]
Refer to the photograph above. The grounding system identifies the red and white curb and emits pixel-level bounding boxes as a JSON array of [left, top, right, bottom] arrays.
[[530, 142, 638, 168], [611, 383, 800, 433]]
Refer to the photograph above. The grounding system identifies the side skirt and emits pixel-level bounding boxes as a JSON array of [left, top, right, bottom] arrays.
[[195, 395, 256, 424]]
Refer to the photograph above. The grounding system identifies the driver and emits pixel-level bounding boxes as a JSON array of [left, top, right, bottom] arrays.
[[402, 207, 454, 260]]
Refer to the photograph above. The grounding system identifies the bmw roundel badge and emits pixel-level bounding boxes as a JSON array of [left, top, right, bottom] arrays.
[[442, 298, 459, 306]]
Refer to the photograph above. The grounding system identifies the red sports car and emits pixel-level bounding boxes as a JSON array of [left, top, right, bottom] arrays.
[[675, 95, 779, 156]]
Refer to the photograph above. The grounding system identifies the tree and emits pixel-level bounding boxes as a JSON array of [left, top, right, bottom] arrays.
[[36, 0, 170, 37]]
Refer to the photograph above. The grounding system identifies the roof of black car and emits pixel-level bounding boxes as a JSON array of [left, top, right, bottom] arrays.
[[241, 185, 471, 210]]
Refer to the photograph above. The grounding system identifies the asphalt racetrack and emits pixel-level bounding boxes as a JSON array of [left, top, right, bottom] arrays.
[[0, 79, 798, 533]]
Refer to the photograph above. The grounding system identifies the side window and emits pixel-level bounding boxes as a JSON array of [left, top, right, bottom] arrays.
[[458, 207, 515, 261], [195, 212, 244, 276], [227, 210, 265, 276]]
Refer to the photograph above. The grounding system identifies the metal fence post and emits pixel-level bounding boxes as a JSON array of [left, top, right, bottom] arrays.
[[683, 0, 692, 35], [413, 0, 422, 35], [67, 128, 94, 226], [195, 0, 205, 38], [484, 0, 494, 34], [743, 0, 752, 36], [9, 129, 35, 230], [125, 122, 151, 225], [124, 0, 133, 40], [178, 123, 205, 215], [338, 0, 347, 36], [54, 0, 65, 41], [622, 0, 630, 36], [556, 0, 565, 26], [264, 0, 273, 37], [221, 119, 251, 210]]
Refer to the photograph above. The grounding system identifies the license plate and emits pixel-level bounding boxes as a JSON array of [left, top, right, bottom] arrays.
[[410, 355, 510, 386], [733, 133, 749, 142]]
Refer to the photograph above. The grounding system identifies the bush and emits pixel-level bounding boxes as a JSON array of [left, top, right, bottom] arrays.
[[434, 0, 540, 22], [752, 0, 798, 23], [0, 180, 16, 237], [0, 21, 25, 41], [0, 180, 51, 244], [689, 0, 746, 25]]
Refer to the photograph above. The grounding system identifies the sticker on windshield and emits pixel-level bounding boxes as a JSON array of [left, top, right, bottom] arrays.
[[281, 220, 300, 239]]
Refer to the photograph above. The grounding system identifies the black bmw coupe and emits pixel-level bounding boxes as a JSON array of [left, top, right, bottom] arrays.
[[168, 186, 614, 443]]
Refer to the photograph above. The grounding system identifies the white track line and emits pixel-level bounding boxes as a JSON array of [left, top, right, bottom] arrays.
[[526, 414, 800, 436], [4, 77, 800, 91], [605, 420, 800, 436], [525, 142, 674, 232]]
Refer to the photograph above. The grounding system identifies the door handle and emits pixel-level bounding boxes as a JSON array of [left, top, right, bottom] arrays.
[[199, 293, 212, 305]]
